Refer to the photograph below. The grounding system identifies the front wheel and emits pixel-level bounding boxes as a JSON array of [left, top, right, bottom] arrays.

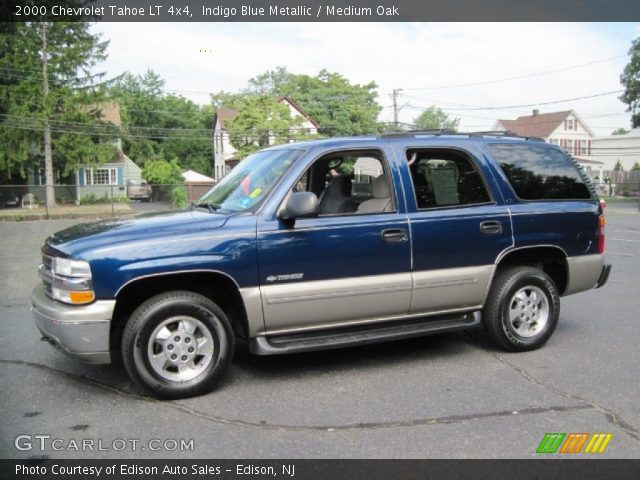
[[122, 291, 234, 399], [482, 267, 559, 352]]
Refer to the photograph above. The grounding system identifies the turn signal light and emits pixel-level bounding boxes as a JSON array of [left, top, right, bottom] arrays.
[[69, 290, 96, 304]]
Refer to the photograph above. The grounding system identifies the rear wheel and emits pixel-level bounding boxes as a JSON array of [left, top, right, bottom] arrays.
[[122, 291, 234, 399], [483, 267, 559, 351]]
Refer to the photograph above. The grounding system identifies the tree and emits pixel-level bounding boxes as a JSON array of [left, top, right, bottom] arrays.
[[614, 160, 624, 171], [611, 127, 629, 135], [225, 95, 301, 158], [111, 70, 213, 173], [0, 21, 115, 208], [141, 158, 186, 207], [413, 106, 460, 131], [632, 162, 640, 171], [620, 37, 640, 128], [245, 67, 382, 136]]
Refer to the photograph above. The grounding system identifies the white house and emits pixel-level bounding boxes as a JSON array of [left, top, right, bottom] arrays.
[[212, 96, 320, 181], [591, 128, 640, 171], [493, 110, 603, 177]]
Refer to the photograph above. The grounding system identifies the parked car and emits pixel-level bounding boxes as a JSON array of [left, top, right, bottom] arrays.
[[32, 132, 611, 399], [126, 179, 152, 201]]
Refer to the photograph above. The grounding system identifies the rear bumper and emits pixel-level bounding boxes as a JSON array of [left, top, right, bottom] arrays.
[[564, 254, 607, 296], [31, 285, 114, 364]]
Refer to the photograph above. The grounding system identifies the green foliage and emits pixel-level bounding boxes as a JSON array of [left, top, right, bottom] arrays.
[[142, 158, 182, 184], [79, 193, 130, 205], [620, 37, 640, 128], [170, 186, 188, 208], [244, 67, 382, 136], [0, 21, 115, 182], [142, 158, 185, 206], [614, 160, 624, 171], [632, 162, 640, 171], [413, 106, 461, 131], [611, 127, 630, 135], [111, 71, 212, 173], [225, 96, 301, 157]]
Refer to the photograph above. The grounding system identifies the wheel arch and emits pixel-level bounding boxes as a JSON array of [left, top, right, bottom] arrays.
[[495, 245, 569, 295], [111, 270, 250, 354]]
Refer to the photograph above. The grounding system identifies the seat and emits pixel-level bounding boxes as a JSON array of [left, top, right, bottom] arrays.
[[319, 175, 356, 214], [357, 175, 392, 213]]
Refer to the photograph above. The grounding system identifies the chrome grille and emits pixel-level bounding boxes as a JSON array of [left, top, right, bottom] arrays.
[[41, 253, 54, 299]]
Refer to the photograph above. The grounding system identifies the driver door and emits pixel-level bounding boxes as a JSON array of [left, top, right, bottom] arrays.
[[256, 148, 412, 333]]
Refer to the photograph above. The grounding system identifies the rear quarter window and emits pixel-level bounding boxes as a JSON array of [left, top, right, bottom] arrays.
[[488, 144, 592, 200]]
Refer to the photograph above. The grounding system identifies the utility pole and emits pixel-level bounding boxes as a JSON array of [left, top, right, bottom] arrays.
[[392, 88, 403, 130], [42, 23, 55, 209]]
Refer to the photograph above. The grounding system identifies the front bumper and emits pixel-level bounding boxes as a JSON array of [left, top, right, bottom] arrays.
[[31, 285, 115, 364]]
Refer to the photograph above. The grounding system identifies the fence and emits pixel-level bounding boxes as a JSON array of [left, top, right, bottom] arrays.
[[0, 183, 214, 220]]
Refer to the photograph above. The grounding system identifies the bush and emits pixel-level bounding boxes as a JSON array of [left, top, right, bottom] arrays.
[[170, 186, 187, 208], [623, 190, 630, 197], [79, 193, 108, 205]]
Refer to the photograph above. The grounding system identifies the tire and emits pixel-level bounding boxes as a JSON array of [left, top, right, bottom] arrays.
[[122, 291, 234, 399], [482, 266, 559, 352]]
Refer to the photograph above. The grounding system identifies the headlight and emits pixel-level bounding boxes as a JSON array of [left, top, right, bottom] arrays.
[[40, 256, 95, 305], [52, 257, 92, 277]]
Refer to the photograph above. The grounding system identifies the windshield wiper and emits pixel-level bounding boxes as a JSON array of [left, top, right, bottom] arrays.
[[190, 201, 222, 214]]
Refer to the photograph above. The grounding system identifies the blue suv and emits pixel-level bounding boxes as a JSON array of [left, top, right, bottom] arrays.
[[32, 132, 611, 399]]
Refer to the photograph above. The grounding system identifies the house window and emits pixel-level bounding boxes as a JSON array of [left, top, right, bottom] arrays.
[[580, 140, 588, 155], [86, 167, 117, 186], [566, 119, 574, 130], [565, 139, 573, 153]]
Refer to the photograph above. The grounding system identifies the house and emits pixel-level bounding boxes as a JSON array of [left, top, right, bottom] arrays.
[[76, 149, 142, 202], [493, 110, 603, 177], [212, 96, 320, 181], [591, 128, 640, 171]]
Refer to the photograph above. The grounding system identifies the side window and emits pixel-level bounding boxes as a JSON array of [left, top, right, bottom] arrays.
[[488, 144, 592, 200], [292, 150, 395, 215], [407, 149, 491, 209]]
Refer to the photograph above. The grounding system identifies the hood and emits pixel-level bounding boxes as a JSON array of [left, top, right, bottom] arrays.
[[47, 209, 230, 257]]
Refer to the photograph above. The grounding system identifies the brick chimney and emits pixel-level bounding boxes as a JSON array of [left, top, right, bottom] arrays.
[[532, 109, 539, 116]]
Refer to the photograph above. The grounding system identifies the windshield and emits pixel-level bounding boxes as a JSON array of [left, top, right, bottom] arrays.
[[198, 149, 303, 212]]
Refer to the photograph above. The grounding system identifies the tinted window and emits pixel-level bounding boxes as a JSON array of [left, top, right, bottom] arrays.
[[407, 149, 491, 209], [489, 144, 591, 200]]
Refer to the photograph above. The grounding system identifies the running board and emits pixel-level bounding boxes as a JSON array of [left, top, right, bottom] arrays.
[[251, 311, 481, 355]]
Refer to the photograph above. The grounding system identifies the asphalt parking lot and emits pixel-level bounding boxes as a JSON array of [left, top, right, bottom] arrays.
[[0, 206, 639, 459]]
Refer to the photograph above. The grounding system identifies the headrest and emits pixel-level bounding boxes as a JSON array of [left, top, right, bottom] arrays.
[[373, 175, 390, 198], [328, 175, 352, 197]]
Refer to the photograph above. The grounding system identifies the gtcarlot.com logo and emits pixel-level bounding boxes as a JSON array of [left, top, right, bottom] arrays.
[[536, 432, 612, 454]]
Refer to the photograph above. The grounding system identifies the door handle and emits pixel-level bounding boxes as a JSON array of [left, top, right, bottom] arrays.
[[381, 228, 408, 243], [480, 221, 503, 235]]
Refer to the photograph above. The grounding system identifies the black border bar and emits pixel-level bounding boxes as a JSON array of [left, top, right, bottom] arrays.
[[2, 459, 640, 480], [4, 0, 640, 22]]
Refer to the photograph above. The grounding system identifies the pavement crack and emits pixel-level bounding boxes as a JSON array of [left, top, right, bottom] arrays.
[[0, 358, 591, 433], [464, 336, 640, 442]]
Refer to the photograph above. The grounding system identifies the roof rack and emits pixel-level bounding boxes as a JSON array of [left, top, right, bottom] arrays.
[[380, 129, 545, 142]]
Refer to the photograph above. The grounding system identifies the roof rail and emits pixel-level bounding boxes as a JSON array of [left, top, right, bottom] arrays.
[[380, 129, 545, 142], [467, 130, 545, 141], [381, 129, 457, 138]]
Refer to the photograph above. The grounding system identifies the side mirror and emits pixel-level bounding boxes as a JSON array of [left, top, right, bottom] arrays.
[[278, 191, 319, 222]]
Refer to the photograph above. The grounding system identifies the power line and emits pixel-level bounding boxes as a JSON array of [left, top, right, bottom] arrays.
[[403, 90, 624, 112], [403, 55, 627, 91]]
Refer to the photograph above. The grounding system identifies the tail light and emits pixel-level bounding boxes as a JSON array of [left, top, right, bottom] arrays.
[[597, 214, 605, 253]]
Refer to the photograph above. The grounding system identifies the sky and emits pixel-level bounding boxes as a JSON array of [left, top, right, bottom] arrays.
[[91, 22, 640, 136]]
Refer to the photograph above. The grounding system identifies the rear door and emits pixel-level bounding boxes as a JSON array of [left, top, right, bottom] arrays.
[[403, 146, 513, 314]]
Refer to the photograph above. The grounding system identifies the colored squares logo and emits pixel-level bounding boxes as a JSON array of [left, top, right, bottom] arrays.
[[537, 433, 612, 454]]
